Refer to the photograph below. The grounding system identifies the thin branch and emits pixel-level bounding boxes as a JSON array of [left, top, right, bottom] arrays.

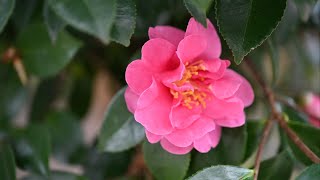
[[245, 59, 320, 164], [276, 96, 320, 121], [253, 117, 274, 180]]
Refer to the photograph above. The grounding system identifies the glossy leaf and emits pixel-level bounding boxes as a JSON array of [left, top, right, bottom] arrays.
[[98, 87, 139, 152], [11, 0, 38, 31], [23, 171, 88, 180], [190, 126, 247, 174], [143, 141, 190, 180], [187, 165, 253, 180], [110, 0, 136, 46], [258, 149, 293, 180], [184, 0, 213, 27], [43, 2, 66, 43], [15, 23, 81, 78], [100, 116, 144, 152], [45, 111, 83, 159], [14, 125, 51, 177], [0, 0, 15, 33], [48, 0, 116, 44], [245, 120, 265, 160], [287, 122, 320, 165], [215, 0, 287, 64], [296, 164, 320, 180], [0, 143, 16, 180]]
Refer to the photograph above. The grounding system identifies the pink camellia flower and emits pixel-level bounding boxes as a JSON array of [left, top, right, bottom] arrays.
[[303, 93, 320, 128], [125, 18, 254, 154]]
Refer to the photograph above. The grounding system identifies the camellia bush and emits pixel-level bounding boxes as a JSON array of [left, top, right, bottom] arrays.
[[0, 0, 319, 180]]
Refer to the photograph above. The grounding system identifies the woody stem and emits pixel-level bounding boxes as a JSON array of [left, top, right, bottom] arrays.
[[245, 59, 320, 166]]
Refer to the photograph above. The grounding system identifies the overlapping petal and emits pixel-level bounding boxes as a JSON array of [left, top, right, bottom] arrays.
[[149, 26, 185, 47]]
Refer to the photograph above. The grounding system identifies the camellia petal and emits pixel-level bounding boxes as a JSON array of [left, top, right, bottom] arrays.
[[193, 134, 212, 153], [137, 79, 159, 109], [205, 97, 245, 127], [142, 38, 176, 72], [134, 84, 173, 135], [125, 60, 153, 94], [212, 69, 243, 99], [209, 126, 222, 148], [170, 104, 202, 129], [165, 117, 215, 147], [148, 26, 185, 47], [124, 87, 139, 113], [185, 18, 221, 60], [177, 34, 207, 63], [145, 130, 162, 143], [160, 138, 193, 155]]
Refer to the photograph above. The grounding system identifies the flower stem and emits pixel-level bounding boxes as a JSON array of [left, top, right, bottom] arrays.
[[253, 117, 274, 180], [245, 59, 320, 164]]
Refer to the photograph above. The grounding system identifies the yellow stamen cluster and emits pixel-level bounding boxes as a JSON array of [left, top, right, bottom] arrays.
[[170, 61, 208, 109]]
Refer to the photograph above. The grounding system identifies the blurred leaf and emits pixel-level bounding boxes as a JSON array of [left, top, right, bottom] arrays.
[[283, 105, 308, 124], [0, 65, 27, 119], [187, 165, 253, 180], [215, 0, 287, 64], [296, 164, 320, 180], [244, 120, 264, 160], [287, 121, 320, 165], [29, 77, 60, 122], [190, 126, 247, 174], [23, 171, 88, 180], [0, 0, 15, 33], [16, 23, 81, 78], [43, 2, 66, 43], [99, 116, 144, 152], [98, 87, 139, 152], [110, 0, 136, 46], [14, 125, 50, 177], [184, 0, 213, 27], [84, 149, 133, 180], [44, 111, 82, 159], [267, 38, 279, 86], [258, 149, 293, 180], [48, 0, 116, 44], [143, 141, 190, 180], [11, 0, 39, 31], [0, 143, 16, 180]]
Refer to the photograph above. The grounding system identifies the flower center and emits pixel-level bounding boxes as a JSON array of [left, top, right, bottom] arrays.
[[170, 60, 208, 109]]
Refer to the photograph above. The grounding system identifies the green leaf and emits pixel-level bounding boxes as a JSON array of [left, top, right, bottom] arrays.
[[0, 143, 16, 180], [143, 141, 190, 180], [215, 0, 287, 64], [267, 38, 279, 86], [190, 126, 247, 174], [84, 149, 133, 179], [45, 111, 83, 159], [296, 164, 320, 180], [187, 165, 253, 180], [245, 120, 264, 160], [15, 23, 81, 78], [0, 0, 15, 33], [287, 122, 320, 165], [184, 0, 213, 27], [11, 0, 38, 31], [23, 171, 88, 180], [14, 125, 51, 177], [98, 87, 143, 152], [43, 2, 66, 43], [258, 149, 293, 180], [99, 116, 144, 152], [110, 0, 136, 46], [48, 0, 116, 44]]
